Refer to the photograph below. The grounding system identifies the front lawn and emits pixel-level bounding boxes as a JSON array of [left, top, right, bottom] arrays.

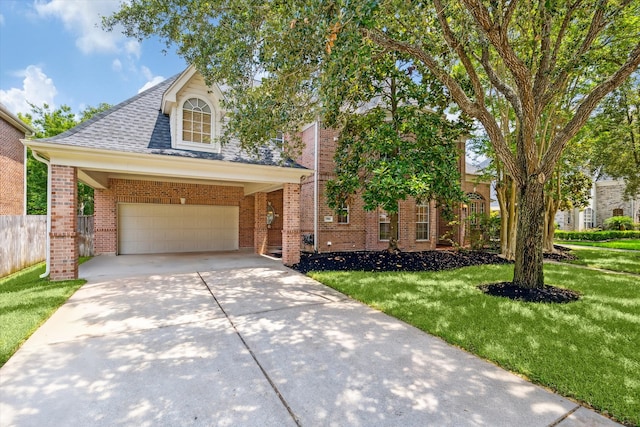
[[556, 239, 640, 251], [564, 247, 640, 274], [0, 262, 86, 367], [310, 264, 639, 426]]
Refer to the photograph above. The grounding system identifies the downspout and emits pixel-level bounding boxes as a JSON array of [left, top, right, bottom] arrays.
[[314, 119, 319, 253], [31, 150, 50, 278]]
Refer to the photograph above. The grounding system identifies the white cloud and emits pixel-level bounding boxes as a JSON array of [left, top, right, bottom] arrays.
[[34, 0, 133, 56], [138, 75, 165, 93], [0, 65, 57, 115], [112, 59, 122, 72], [0, 14, 5, 26], [137, 66, 165, 93]]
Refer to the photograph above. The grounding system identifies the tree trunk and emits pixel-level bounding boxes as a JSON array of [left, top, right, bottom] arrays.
[[497, 177, 517, 260], [388, 212, 399, 252], [543, 197, 558, 252], [513, 178, 545, 288]]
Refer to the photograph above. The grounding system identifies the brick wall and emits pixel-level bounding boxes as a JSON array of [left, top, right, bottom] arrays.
[[50, 165, 78, 280], [94, 178, 255, 255], [282, 183, 301, 265], [0, 117, 25, 215], [595, 181, 640, 226], [297, 121, 472, 252]]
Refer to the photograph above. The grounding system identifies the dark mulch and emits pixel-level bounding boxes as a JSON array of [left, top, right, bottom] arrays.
[[479, 282, 581, 303], [292, 250, 511, 274], [543, 245, 578, 261]]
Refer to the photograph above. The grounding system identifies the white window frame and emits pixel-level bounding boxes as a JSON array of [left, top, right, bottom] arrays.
[[415, 203, 430, 241], [379, 210, 391, 241], [583, 207, 594, 229], [176, 95, 220, 153], [337, 202, 349, 224]]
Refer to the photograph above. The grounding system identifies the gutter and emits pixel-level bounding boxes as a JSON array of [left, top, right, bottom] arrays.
[[314, 120, 319, 253], [31, 150, 50, 278]]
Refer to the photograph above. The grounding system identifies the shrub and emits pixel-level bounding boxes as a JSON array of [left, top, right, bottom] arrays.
[[555, 230, 640, 241], [604, 216, 634, 231]]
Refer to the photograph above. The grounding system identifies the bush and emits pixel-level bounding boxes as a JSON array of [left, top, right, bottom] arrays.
[[604, 216, 634, 231], [555, 230, 640, 241]]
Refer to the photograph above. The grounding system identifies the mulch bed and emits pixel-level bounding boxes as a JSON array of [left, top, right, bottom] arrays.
[[292, 248, 581, 304], [292, 249, 511, 274], [478, 282, 581, 303]]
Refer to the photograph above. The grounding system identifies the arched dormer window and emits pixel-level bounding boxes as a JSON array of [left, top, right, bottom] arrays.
[[182, 98, 212, 144]]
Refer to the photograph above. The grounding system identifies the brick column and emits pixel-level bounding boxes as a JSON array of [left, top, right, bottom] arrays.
[[50, 165, 78, 280], [254, 192, 267, 254], [282, 183, 301, 266], [94, 187, 117, 254]]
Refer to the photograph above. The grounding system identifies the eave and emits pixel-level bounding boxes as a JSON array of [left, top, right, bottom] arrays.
[[23, 140, 312, 196]]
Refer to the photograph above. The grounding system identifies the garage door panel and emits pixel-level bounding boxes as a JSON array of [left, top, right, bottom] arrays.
[[118, 204, 239, 254]]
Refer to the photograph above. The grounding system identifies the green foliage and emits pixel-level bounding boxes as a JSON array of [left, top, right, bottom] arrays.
[[604, 216, 634, 231], [467, 212, 501, 250], [582, 75, 640, 199], [555, 230, 640, 241], [19, 103, 111, 215], [311, 265, 640, 425]]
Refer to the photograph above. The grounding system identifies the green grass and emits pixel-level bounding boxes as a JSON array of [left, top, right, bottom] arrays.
[[310, 264, 640, 426], [0, 261, 87, 367], [556, 239, 640, 251], [565, 247, 640, 274]]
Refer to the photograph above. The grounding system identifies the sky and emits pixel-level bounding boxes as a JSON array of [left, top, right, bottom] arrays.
[[0, 0, 187, 117]]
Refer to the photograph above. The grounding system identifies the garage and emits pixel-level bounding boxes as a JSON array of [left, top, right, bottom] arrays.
[[118, 203, 239, 254]]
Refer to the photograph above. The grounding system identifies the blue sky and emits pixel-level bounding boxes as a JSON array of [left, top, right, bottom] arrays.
[[0, 0, 187, 117]]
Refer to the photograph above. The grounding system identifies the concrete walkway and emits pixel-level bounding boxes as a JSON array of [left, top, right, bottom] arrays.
[[0, 252, 620, 426]]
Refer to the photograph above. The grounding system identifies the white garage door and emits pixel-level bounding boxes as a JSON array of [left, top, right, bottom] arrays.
[[118, 203, 239, 254]]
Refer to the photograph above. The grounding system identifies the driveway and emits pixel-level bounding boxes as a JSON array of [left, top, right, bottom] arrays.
[[0, 252, 619, 426]]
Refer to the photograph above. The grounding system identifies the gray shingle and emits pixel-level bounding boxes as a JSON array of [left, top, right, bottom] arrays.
[[41, 74, 304, 169]]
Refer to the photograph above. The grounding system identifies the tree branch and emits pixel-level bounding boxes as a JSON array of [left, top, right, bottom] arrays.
[[362, 27, 523, 184], [478, 44, 523, 118], [433, 0, 484, 107], [540, 41, 640, 179]]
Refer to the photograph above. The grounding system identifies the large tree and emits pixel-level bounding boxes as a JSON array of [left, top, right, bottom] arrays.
[[106, 0, 640, 289], [20, 103, 111, 214]]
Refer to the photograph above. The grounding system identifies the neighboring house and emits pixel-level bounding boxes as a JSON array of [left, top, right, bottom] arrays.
[[23, 66, 488, 281], [555, 178, 640, 230], [1, 102, 33, 215]]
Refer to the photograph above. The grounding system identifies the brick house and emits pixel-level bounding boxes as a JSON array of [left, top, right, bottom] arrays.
[[23, 67, 488, 281], [1, 102, 33, 215]]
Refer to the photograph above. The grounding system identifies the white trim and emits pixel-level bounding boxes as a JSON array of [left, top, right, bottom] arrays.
[[24, 141, 311, 186], [176, 94, 221, 153]]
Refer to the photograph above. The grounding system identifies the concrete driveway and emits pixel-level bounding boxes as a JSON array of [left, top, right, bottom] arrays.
[[0, 252, 620, 426]]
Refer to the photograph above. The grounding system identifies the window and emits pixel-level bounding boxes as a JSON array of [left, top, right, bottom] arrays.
[[416, 203, 429, 240], [466, 192, 485, 226], [379, 210, 391, 241], [337, 203, 349, 224], [583, 207, 594, 230], [613, 208, 623, 217], [182, 98, 212, 144]]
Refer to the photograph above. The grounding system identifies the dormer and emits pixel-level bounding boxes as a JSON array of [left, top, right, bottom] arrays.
[[162, 66, 226, 153]]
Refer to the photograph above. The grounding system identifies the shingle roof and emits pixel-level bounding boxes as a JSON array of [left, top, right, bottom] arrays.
[[40, 74, 303, 168]]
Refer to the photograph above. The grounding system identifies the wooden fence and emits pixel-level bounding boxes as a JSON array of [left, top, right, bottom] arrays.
[[1, 215, 95, 278], [0, 215, 47, 278], [77, 215, 94, 257]]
